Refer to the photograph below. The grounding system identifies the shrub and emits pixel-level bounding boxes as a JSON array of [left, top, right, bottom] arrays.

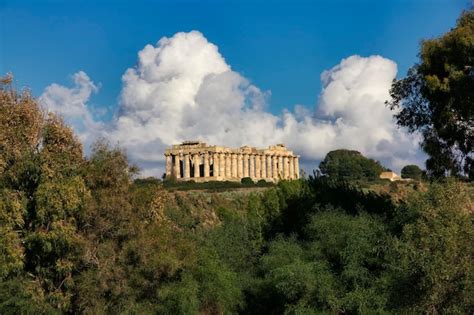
[[241, 177, 254, 185], [257, 179, 267, 186]]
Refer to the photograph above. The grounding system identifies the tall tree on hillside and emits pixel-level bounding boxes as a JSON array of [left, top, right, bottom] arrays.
[[387, 10, 474, 179]]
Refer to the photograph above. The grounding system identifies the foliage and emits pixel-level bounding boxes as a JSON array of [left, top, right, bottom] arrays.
[[241, 177, 254, 185], [1, 74, 473, 314], [387, 181, 474, 314], [401, 164, 423, 180], [319, 149, 386, 181], [387, 10, 474, 179], [163, 178, 274, 191]]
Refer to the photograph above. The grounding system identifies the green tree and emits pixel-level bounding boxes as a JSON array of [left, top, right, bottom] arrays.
[[1, 77, 89, 312], [401, 164, 423, 180], [304, 210, 390, 313], [387, 10, 474, 179], [319, 149, 385, 181], [388, 181, 473, 313]]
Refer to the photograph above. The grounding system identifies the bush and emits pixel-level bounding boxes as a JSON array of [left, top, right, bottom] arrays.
[[257, 179, 267, 186], [241, 177, 254, 185]]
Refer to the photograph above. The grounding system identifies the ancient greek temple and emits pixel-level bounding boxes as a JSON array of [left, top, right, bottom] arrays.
[[164, 141, 299, 182]]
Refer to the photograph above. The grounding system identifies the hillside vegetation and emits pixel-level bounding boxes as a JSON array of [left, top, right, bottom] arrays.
[[0, 82, 472, 313], [1, 10, 473, 313]]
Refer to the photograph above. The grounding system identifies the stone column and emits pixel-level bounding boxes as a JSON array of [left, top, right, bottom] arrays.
[[255, 155, 261, 179], [173, 154, 181, 179], [204, 153, 210, 178], [193, 153, 200, 178], [249, 154, 255, 178], [283, 156, 290, 179], [231, 153, 238, 178], [266, 155, 272, 180], [219, 153, 226, 178], [165, 154, 172, 177], [225, 153, 232, 178], [272, 155, 278, 179], [289, 156, 294, 179], [213, 153, 219, 177], [261, 154, 267, 179], [237, 154, 243, 178], [243, 154, 249, 177], [278, 155, 284, 178], [294, 157, 299, 179], [184, 154, 191, 179]]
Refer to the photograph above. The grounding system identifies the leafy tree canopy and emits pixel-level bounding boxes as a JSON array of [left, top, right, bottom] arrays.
[[319, 149, 386, 181], [387, 10, 474, 179], [401, 164, 423, 180]]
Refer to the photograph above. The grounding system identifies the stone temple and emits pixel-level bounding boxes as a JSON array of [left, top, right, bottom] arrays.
[[165, 141, 299, 182]]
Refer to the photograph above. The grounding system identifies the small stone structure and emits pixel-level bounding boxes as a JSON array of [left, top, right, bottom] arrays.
[[379, 171, 402, 182], [164, 141, 299, 182]]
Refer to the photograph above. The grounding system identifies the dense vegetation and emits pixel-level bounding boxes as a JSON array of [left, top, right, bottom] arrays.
[[0, 77, 473, 314], [1, 10, 473, 314]]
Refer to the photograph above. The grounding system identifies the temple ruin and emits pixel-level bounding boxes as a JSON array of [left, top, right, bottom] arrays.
[[164, 141, 299, 182]]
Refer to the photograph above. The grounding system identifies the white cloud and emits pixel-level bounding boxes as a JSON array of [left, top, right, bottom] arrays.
[[39, 71, 105, 147], [40, 31, 425, 176]]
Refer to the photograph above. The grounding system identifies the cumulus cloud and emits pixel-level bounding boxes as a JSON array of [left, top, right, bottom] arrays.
[[40, 31, 425, 176], [39, 71, 105, 147]]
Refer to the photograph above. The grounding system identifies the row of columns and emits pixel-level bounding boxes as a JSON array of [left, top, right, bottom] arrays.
[[165, 152, 299, 181]]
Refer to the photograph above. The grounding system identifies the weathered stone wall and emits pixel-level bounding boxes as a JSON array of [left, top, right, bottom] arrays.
[[164, 141, 300, 182]]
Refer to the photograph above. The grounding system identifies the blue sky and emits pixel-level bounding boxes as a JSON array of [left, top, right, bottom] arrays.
[[1, 0, 471, 176], [1, 0, 468, 115]]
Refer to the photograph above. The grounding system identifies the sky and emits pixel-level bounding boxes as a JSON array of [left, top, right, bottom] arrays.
[[1, 0, 471, 177]]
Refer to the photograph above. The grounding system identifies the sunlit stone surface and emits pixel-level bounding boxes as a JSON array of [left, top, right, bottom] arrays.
[[164, 141, 299, 182]]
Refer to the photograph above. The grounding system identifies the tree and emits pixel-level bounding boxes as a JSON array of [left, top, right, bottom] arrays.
[[388, 181, 473, 313], [319, 149, 385, 181], [401, 164, 423, 180], [387, 10, 474, 179], [0, 76, 89, 312]]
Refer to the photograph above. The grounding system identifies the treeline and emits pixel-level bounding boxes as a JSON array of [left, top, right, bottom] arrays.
[[0, 78, 473, 314]]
